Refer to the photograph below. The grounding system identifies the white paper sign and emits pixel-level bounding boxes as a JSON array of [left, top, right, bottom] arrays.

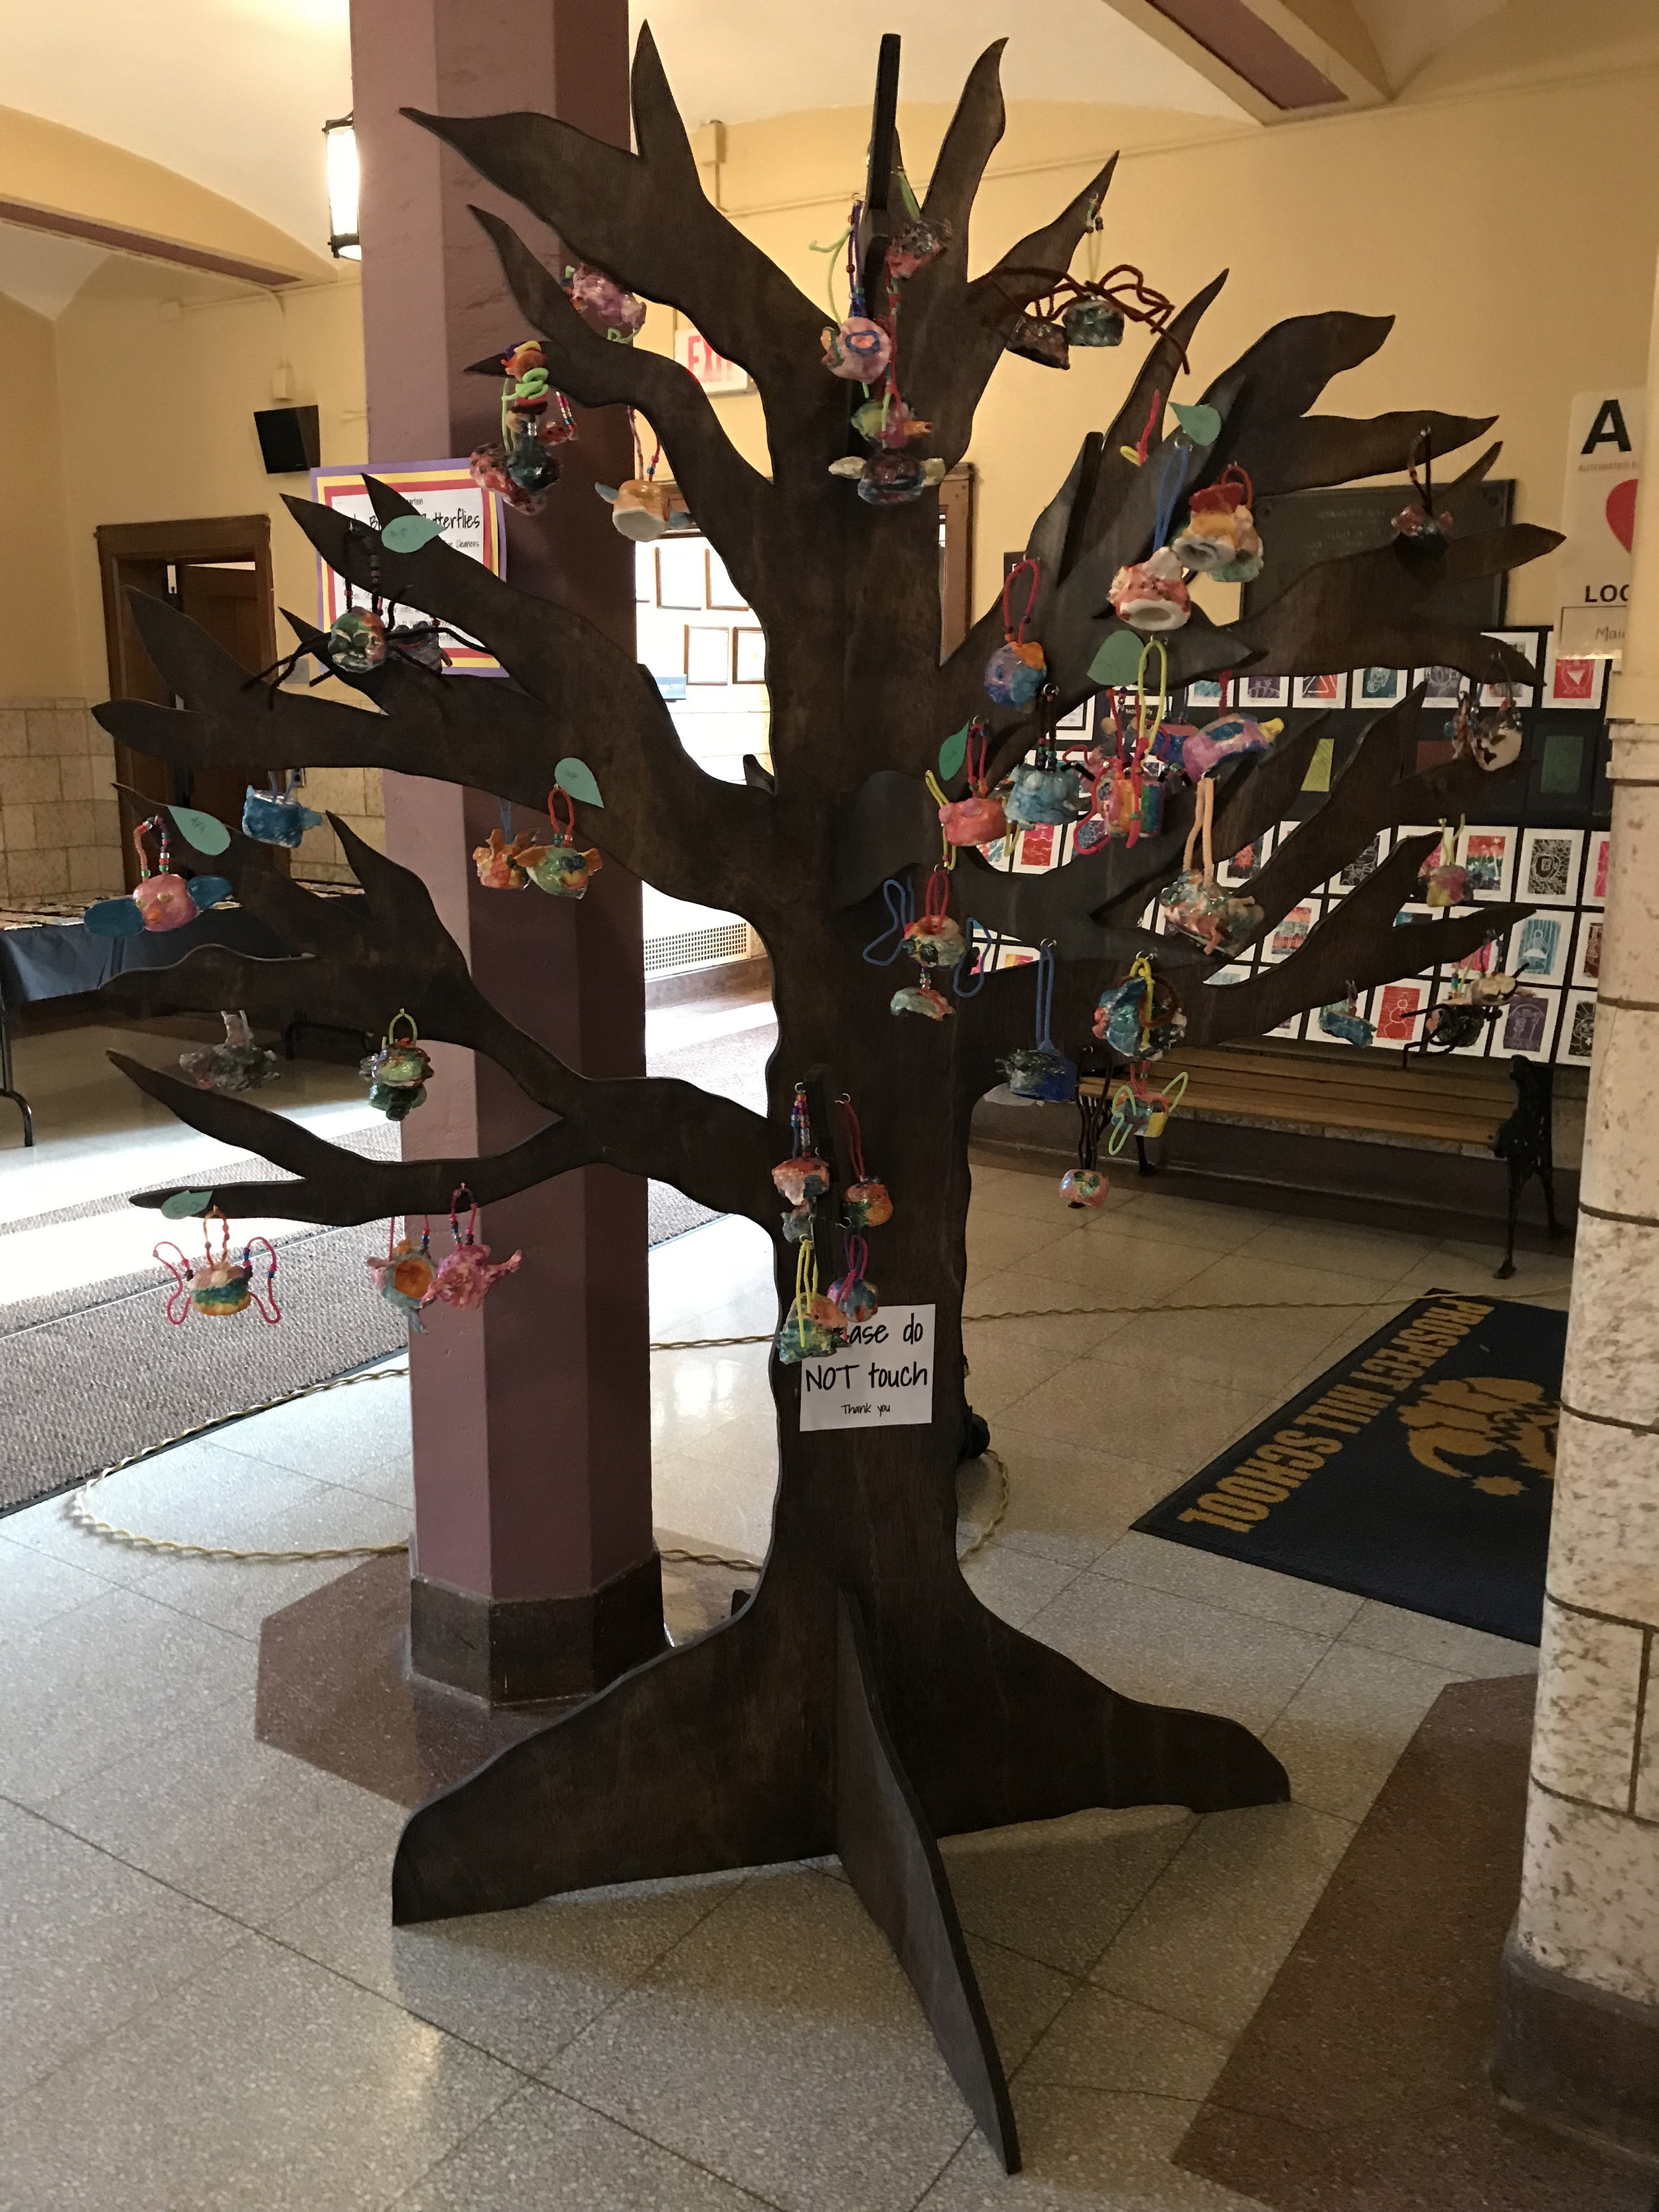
[[1557, 388, 1644, 657], [798, 1303, 935, 1432]]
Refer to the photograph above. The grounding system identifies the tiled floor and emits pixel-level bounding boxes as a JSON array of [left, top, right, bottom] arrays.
[[0, 1147, 1568, 2211]]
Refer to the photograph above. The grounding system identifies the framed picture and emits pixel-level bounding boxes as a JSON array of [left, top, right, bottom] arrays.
[[1571, 914, 1605, 989], [1208, 961, 1254, 988], [1220, 826, 1273, 885], [1480, 628, 1543, 707], [1582, 828, 1612, 908], [1295, 672, 1348, 707], [1329, 828, 1390, 897], [732, 626, 766, 684], [1412, 664, 1465, 709], [1498, 987, 1560, 1062], [1056, 700, 1090, 733], [1457, 823, 1516, 902], [684, 623, 731, 683], [634, 546, 653, 604], [1542, 634, 1610, 711], [1517, 825, 1584, 905], [1265, 899, 1320, 963], [705, 548, 747, 611], [1370, 978, 1428, 1046], [1185, 676, 1226, 710], [1263, 1007, 1307, 1041], [656, 539, 706, 610], [1013, 822, 1059, 871], [1561, 989, 1600, 1066], [1511, 910, 1571, 987], [1354, 665, 1406, 706], [1240, 672, 1289, 709]]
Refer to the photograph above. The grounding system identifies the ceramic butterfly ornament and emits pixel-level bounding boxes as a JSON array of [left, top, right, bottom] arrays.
[[431, 1189, 522, 1309], [154, 1206, 280, 1326], [83, 818, 232, 939], [366, 1218, 437, 1329]]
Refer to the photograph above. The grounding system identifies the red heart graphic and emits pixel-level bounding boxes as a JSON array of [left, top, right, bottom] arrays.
[[1607, 475, 1638, 553]]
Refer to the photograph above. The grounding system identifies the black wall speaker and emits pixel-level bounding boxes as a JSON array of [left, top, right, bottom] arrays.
[[253, 404, 321, 475]]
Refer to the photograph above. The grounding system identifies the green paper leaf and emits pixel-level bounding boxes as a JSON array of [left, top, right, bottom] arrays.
[[382, 514, 443, 553], [938, 725, 969, 781], [1088, 630, 1146, 688], [555, 757, 604, 808], [167, 804, 230, 855], [1171, 402, 1222, 446], [161, 1190, 213, 1219]]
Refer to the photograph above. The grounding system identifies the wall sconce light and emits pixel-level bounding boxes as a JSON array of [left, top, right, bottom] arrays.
[[323, 114, 360, 260]]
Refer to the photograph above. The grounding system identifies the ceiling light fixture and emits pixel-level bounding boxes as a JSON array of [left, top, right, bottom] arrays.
[[323, 114, 360, 260]]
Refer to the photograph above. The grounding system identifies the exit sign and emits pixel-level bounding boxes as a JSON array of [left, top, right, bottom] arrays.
[[674, 327, 751, 394]]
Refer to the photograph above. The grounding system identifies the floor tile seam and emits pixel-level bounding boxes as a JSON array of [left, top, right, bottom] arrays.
[[1332, 1607, 1533, 1665], [899, 2120, 981, 2212], [513, 2077, 800, 2212], [948, 1828, 1194, 1990], [11, 1674, 255, 1811], [1025, 1556, 1347, 1661], [59, 1567, 275, 1645]]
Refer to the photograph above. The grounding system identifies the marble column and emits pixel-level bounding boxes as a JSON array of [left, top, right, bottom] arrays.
[[1496, 261, 1659, 2154], [350, 0, 663, 1701]]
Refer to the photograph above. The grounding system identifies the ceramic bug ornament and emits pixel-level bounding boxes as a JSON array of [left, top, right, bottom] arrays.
[[522, 790, 603, 899], [1094, 956, 1187, 1062], [829, 1232, 879, 1324], [1171, 465, 1262, 578], [366, 1218, 436, 1327], [361, 1009, 433, 1121], [823, 315, 892, 381], [1319, 987, 1376, 1049], [565, 261, 646, 342], [904, 869, 968, 968], [1451, 688, 1524, 773], [984, 558, 1047, 706], [1392, 430, 1454, 557], [1005, 690, 1086, 829], [1108, 1067, 1189, 1151], [178, 1010, 279, 1094], [1182, 713, 1281, 780], [85, 818, 232, 938], [328, 605, 388, 673], [932, 721, 1006, 847], [839, 1096, 893, 1228], [242, 774, 323, 848], [777, 1240, 849, 1363], [431, 1189, 522, 1309], [892, 979, 954, 1021], [772, 1084, 831, 1208], [155, 1208, 280, 1327], [1108, 545, 1190, 633], [1062, 298, 1123, 348], [857, 449, 930, 506], [999, 945, 1077, 1102]]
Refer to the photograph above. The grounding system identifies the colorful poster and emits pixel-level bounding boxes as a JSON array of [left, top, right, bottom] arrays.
[[1557, 388, 1644, 659], [309, 459, 504, 675]]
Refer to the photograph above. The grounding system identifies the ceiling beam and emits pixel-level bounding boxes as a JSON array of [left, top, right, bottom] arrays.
[[1100, 0, 1392, 121], [0, 200, 302, 289]]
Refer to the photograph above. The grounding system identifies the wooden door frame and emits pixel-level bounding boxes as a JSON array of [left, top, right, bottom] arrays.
[[940, 464, 975, 657], [96, 513, 277, 703]]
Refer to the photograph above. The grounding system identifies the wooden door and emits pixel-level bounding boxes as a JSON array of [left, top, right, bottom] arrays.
[[96, 516, 283, 885]]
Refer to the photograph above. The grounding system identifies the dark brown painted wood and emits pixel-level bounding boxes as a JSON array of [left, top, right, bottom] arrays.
[[835, 1590, 1020, 2173]]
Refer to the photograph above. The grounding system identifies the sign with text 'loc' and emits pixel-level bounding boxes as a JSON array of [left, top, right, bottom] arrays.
[[799, 1304, 935, 1432]]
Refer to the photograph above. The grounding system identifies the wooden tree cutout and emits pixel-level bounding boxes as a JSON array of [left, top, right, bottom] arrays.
[[96, 31, 1557, 2172]]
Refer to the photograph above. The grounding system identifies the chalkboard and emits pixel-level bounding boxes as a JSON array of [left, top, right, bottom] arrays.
[[1241, 479, 1515, 629]]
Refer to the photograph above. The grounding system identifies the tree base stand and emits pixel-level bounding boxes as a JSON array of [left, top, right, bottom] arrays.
[[391, 1561, 1287, 2167]]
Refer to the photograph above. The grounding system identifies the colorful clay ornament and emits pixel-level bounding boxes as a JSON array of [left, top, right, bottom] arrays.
[[1181, 712, 1281, 780], [523, 790, 603, 899], [772, 1083, 831, 1207], [1451, 687, 1523, 773], [1108, 1067, 1189, 1151], [1421, 824, 1471, 909], [242, 774, 323, 848], [1108, 545, 1190, 633], [822, 315, 892, 381], [565, 261, 646, 342], [991, 253, 1174, 374], [999, 943, 1077, 1102], [1392, 429, 1453, 556], [891, 980, 954, 1021], [984, 558, 1047, 707], [1063, 1076, 1112, 1207], [1005, 689, 1086, 829], [1319, 987, 1376, 1048], [1094, 956, 1187, 1062], [1171, 464, 1262, 581], [777, 1238, 848, 1363], [829, 1231, 880, 1323], [934, 721, 1006, 847], [431, 1187, 522, 1309], [1158, 775, 1263, 958], [155, 1207, 280, 1326], [840, 1096, 893, 1228], [178, 1009, 279, 1094], [904, 868, 968, 968], [361, 1009, 433, 1121], [366, 1218, 436, 1328], [472, 812, 536, 890], [84, 818, 232, 939]]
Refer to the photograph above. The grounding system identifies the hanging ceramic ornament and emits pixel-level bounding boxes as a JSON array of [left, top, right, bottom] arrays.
[[472, 820, 535, 889], [86, 818, 232, 938], [932, 721, 1007, 847], [154, 1208, 280, 1326], [1181, 712, 1281, 780], [997, 942, 1077, 1101], [1421, 825, 1471, 908], [857, 448, 930, 506], [1319, 987, 1376, 1048], [242, 774, 324, 848], [1171, 465, 1260, 576], [1094, 954, 1187, 1061], [431, 1188, 522, 1309], [1005, 688, 1087, 830], [823, 315, 892, 381], [891, 979, 954, 1020], [365, 1218, 436, 1328], [565, 261, 646, 342], [829, 1232, 879, 1323], [984, 558, 1047, 707], [1107, 1067, 1189, 1152], [1062, 298, 1123, 348], [1091, 642, 1169, 849], [777, 1238, 849, 1363], [328, 605, 388, 673], [838, 1096, 893, 1228], [1108, 545, 1190, 633], [1158, 778, 1263, 956], [885, 211, 950, 281], [1451, 688, 1523, 773], [522, 790, 603, 899], [1392, 430, 1453, 557], [360, 1009, 433, 1121], [903, 869, 968, 968], [388, 621, 450, 672], [1007, 312, 1069, 369], [178, 1010, 279, 1094], [772, 1083, 831, 1207]]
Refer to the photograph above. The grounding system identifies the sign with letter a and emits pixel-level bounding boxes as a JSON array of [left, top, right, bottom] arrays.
[[1557, 390, 1644, 658], [798, 1304, 935, 1432]]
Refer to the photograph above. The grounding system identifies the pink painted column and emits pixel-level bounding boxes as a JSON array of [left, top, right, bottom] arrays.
[[350, 0, 660, 1698]]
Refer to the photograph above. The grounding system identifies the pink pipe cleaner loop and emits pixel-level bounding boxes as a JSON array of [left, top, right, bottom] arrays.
[[840, 1095, 867, 1183], [243, 1236, 281, 1325], [153, 1240, 193, 1327]]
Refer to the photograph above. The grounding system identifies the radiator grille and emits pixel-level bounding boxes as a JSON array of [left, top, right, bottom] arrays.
[[643, 922, 750, 975]]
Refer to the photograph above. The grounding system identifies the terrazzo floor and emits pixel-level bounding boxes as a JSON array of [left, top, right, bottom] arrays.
[[0, 1150, 1571, 2212]]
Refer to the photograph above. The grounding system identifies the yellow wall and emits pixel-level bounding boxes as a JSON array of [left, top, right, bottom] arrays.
[[0, 292, 81, 697]]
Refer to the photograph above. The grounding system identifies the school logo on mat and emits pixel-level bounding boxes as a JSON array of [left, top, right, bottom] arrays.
[[1396, 1376, 1558, 1497]]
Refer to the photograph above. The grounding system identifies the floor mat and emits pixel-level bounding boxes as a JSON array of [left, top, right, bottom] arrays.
[[1133, 1293, 1565, 1645]]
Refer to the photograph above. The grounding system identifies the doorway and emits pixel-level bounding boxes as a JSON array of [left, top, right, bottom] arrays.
[[95, 514, 284, 887]]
